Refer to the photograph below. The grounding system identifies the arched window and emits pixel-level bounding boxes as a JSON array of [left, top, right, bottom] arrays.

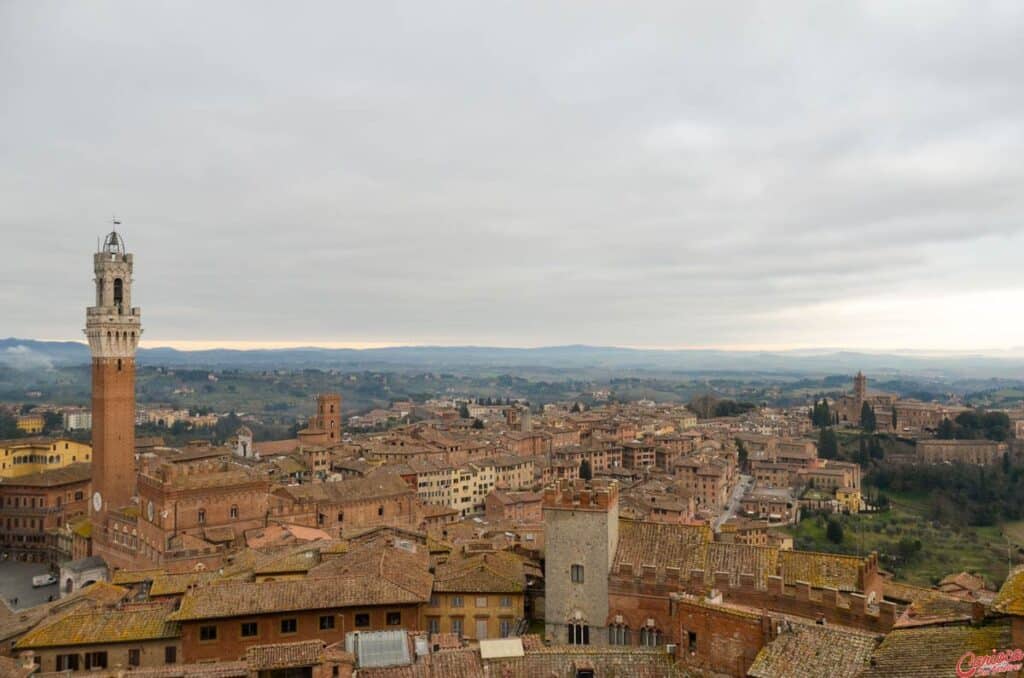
[[197, 508, 206, 524], [230, 505, 238, 519], [608, 623, 631, 645], [113, 278, 124, 306], [567, 623, 589, 645], [640, 627, 662, 647]]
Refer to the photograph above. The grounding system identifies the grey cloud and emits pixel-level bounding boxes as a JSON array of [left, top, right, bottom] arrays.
[[2, 1, 1023, 349]]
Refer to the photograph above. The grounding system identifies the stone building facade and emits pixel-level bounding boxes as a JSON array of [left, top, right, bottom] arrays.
[[916, 439, 1008, 465], [542, 480, 619, 645]]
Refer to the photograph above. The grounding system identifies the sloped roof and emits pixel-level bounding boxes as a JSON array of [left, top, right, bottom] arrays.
[[16, 602, 179, 649], [433, 552, 526, 594], [359, 648, 482, 678], [149, 571, 218, 597], [612, 519, 711, 571], [170, 575, 427, 621], [246, 640, 325, 670], [778, 550, 863, 591], [0, 463, 91, 487], [883, 580, 974, 627], [859, 621, 1013, 677], [992, 564, 1024, 616], [308, 543, 433, 601], [747, 622, 878, 678]]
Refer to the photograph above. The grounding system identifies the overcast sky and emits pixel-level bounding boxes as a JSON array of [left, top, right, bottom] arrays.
[[2, 2, 1023, 351]]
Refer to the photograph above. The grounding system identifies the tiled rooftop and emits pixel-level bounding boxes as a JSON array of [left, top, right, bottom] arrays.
[[170, 574, 427, 621], [859, 620, 1013, 677], [612, 519, 711, 572], [747, 622, 878, 677], [433, 552, 526, 593], [16, 602, 179, 649], [992, 564, 1024, 616], [308, 542, 433, 601], [778, 550, 863, 591], [246, 639, 325, 670]]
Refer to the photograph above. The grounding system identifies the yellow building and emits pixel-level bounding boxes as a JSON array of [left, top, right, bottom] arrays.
[[16, 414, 45, 434], [836, 486, 863, 514], [424, 551, 527, 640], [0, 438, 93, 478]]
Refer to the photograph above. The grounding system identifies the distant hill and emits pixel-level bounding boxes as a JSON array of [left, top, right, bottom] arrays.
[[5, 337, 1024, 378]]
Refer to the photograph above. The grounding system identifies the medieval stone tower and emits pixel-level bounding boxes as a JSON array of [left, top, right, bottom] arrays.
[[543, 479, 619, 646], [854, 371, 867, 406], [84, 229, 141, 542]]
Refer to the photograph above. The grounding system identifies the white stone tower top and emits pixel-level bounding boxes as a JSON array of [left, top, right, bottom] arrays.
[[84, 227, 142, 358]]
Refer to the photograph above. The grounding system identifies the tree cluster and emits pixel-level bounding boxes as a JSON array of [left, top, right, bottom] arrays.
[[868, 457, 1024, 526], [687, 395, 756, 419], [860, 402, 877, 432], [855, 435, 885, 466], [936, 409, 1011, 442], [810, 399, 837, 428], [817, 427, 839, 459]]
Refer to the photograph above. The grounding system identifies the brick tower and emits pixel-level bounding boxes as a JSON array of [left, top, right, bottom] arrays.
[[853, 371, 867, 405], [313, 393, 342, 443], [84, 228, 142, 546]]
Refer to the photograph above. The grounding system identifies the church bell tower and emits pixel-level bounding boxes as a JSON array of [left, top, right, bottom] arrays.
[[84, 227, 142, 537]]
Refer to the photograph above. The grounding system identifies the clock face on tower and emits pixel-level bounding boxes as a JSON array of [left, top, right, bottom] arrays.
[[92, 491, 103, 512]]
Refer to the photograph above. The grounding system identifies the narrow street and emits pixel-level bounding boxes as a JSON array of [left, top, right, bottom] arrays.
[[714, 473, 753, 532]]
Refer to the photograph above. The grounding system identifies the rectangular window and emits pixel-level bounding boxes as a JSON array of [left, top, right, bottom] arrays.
[[319, 615, 335, 630], [429, 595, 440, 607], [687, 630, 698, 651], [500, 618, 514, 638], [355, 613, 370, 628], [475, 596, 488, 608], [241, 622, 258, 637], [451, 595, 464, 608], [128, 649, 141, 667], [84, 652, 108, 669], [571, 564, 585, 583], [427, 617, 440, 634], [451, 617, 463, 636], [499, 596, 512, 608], [280, 618, 298, 634], [165, 646, 177, 664], [199, 625, 217, 642], [386, 611, 401, 626], [56, 655, 80, 671]]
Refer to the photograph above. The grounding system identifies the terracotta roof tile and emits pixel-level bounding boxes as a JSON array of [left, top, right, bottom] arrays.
[[992, 564, 1024, 616], [246, 640, 325, 670], [748, 622, 878, 677], [170, 575, 427, 621], [778, 550, 863, 591], [308, 543, 433, 601], [16, 602, 179, 649], [860, 621, 1014, 677]]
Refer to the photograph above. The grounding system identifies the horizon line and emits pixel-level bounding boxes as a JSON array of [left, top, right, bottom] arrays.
[[19, 337, 1024, 355]]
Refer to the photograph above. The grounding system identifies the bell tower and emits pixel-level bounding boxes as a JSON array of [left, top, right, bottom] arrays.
[[84, 227, 142, 541]]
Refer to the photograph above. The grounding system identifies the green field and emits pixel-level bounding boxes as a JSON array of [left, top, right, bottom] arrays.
[[785, 490, 1022, 588]]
